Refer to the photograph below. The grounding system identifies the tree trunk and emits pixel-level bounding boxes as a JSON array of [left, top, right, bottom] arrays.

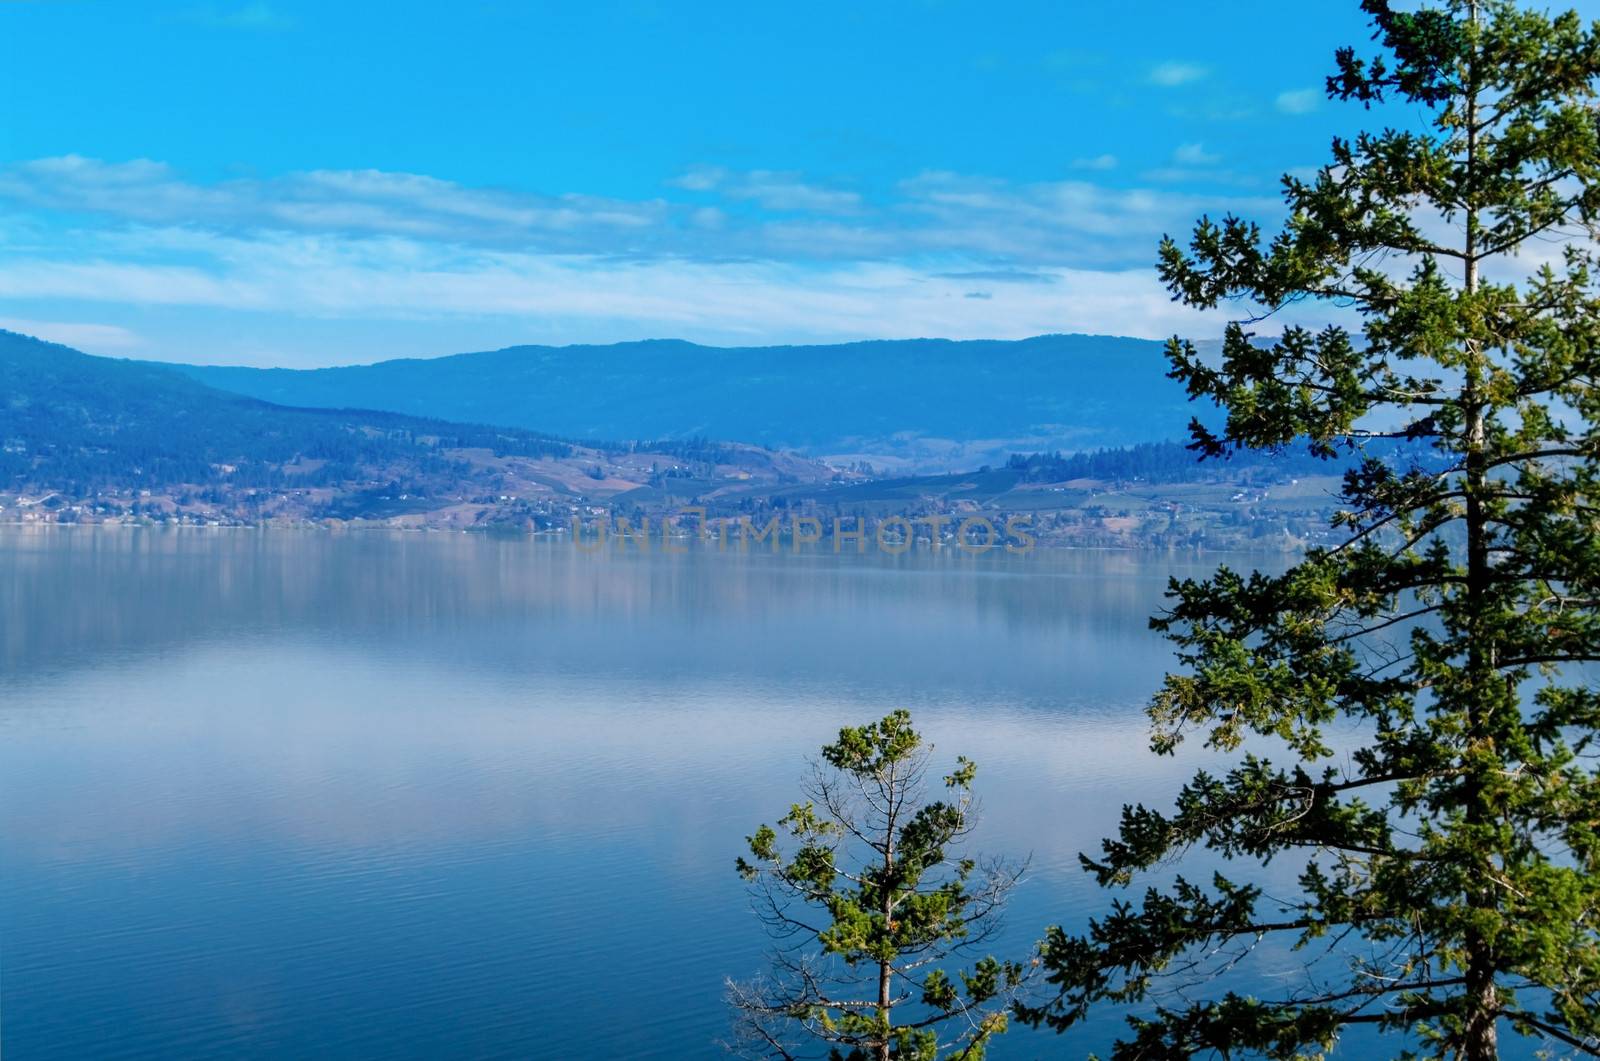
[[1461, 396, 1499, 1061], [1465, 393, 1497, 1056], [878, 772, 896, 1061], [1463, 963, 1499, 1060], [1460, 12, 1497, 1055], [876, 957, 892, 1061], [1461, 394, 1499, 1061]]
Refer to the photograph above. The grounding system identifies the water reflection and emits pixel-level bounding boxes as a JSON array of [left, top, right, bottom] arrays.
[[1, 527, 1266, 1059]]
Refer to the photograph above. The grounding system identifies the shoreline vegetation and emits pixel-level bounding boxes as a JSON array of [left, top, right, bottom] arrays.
[[0, 490, 1345, 553]]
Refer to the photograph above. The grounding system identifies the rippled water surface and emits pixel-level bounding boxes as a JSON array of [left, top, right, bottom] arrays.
[[2, 527, 1284, 1058]]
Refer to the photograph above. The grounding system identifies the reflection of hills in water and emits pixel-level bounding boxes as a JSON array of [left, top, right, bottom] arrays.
[[0, 526, 1319, 1060], [1, 526, 1246, 707]]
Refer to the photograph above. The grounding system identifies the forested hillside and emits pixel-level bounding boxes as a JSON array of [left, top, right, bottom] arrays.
[[0, 330, 833, 526], [172, 334, 1204, 470], [2, 328, 1372, 548], [0, 330, 574, 494]]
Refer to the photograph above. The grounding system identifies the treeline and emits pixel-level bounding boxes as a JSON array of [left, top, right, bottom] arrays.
[[1006, 438, 1449, 484], [609, 436, 755, 465], [2, 406, 574, 494]]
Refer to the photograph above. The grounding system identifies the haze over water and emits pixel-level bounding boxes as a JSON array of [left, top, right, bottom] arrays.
[[2, 527, 1284, 1058]]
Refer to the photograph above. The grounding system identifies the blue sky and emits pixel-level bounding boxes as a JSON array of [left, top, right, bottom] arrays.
[[2, 0, 1586, 366]]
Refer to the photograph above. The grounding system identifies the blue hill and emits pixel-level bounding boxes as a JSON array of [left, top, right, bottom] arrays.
[[170, 335, 1206, 472]]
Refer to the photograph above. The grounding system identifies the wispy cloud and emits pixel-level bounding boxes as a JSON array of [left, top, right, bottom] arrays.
[[1148, 61, 1208, 87], [671, 166, 860, 213], [1070, 154, 1118, 171], [690, 206, 726, 229], [0, 156, 667, 253], [877, 170, 1274, 266], [1275, 88, 1320, 115], [1139, 143, 1265, 188], [186, 3, 296, 31], [1172, 143, 1221, 166], [0, 229, 1232, 344], [0, 155, 1306, 360], [933, 269, 1059, 285], [723, 171, 861, 213], [667, 165, 726, 192], [0, 318, 143, 351], [0, 155, 1279, 270]]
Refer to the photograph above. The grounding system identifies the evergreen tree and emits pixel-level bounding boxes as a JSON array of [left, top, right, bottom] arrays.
[[729, 711, 1027, 1061], [1023, 2, 1600, 1057]]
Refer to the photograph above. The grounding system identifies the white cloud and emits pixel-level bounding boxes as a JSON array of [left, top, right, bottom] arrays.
[[1070, 154, 1118, 171], [718, 170, 861, 213], [187, 3, 296, 31], [1142, 168, 1259, 188], [667, 165, 726, 192], [882, 170, 1276, 266], [0, 317, 144, 352], [0, 228, 1244, 344], [1173, 143, 1221, 166], [0, 155, 1282, 271], [1149, 62, 1209, 87], [0, 156, 666, 253], [1139, 143, 1247, 186], [0, 156, 1316, 359], [933, 269, 1058, 285], [1275, 88, 1320, 115], [671, 165, 860, 213], [690, 206, 726, 229]]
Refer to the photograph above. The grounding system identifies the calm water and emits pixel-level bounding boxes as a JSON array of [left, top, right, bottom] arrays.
[[0, 528, 1344, 1058]]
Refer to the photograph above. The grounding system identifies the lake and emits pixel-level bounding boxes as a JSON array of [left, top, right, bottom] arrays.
[[0, 527, 1303, 1058]]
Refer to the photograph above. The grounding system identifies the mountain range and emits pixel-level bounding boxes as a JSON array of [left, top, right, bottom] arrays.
[[2, 327, 1341, 548], [0, 329, 834, 528], [171, 335, 1205, 472]]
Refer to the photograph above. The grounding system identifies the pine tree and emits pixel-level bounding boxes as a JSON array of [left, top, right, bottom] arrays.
[[1022, 2, 1600, 1057], [728, 711, 1027, 1061]]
